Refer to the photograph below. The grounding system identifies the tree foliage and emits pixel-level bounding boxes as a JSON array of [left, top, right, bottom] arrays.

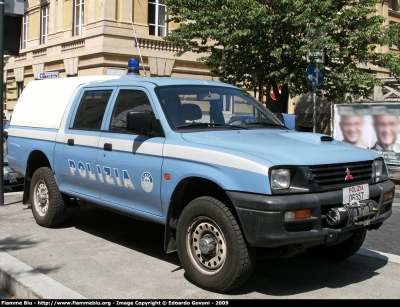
[[164, 0, 400, 103]]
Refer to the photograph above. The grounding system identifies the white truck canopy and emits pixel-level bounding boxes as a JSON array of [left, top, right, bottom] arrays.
[[11, 75, 119, 129]]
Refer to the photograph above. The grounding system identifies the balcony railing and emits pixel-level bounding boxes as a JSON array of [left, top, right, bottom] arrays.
[[135, 38, 183, 53], [14, 54, 27, 61], [61, 39, 85, 52], [32, 48, 47, 58]]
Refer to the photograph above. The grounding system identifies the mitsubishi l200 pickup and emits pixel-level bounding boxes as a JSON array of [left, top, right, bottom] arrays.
[[7, 64, 394, 293]]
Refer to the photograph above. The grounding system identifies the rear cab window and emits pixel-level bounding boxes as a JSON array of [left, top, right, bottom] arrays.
[[72, 90, 114, 130]]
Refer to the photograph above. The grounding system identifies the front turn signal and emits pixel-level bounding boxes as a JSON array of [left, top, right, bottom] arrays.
[[285, 209, 311, 221], [383, 192, 394, 202]]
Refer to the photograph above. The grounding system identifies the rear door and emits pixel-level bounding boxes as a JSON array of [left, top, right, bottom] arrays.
[[56, 88, 115, 199]]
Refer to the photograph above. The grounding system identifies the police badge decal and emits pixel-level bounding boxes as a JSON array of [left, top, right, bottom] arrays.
[[141, 172, 154, 193]]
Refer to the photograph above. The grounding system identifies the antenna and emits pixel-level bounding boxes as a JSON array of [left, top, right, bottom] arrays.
[[130, 13, 147, 77]]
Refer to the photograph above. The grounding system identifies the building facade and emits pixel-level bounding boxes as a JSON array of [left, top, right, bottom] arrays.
[[4, 0, 213, 117], [4, 1, 400, 121]]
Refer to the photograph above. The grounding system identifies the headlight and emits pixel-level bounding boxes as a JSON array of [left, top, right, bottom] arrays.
[[374, 160, 383, 178], [271, 169, 291, 190]]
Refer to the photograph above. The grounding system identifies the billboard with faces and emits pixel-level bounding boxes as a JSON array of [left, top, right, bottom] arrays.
[[333, 103, 400, 165]]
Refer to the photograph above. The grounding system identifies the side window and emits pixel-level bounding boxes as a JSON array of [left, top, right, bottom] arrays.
[[73, 90, 113, 130], [109, 90, 156, 133]]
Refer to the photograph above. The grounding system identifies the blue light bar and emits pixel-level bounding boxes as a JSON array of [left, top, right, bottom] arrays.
[[127, 58, 140, 75]]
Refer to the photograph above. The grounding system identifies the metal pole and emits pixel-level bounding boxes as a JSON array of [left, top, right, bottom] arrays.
[[0, 1, 4, 206], [313, 86, 316, 133]]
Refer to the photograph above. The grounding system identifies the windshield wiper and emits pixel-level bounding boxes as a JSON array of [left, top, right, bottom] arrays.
[[245, 121, 288, 129], [176, 122, 247, 130]]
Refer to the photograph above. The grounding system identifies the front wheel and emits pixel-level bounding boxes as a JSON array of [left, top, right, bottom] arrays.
[[30, 167, 67, 227], [306, 228, 367, 261], [176, 196, 256, 293]]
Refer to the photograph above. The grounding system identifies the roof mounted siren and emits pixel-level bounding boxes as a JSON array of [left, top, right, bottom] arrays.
[[127, 58, 140, 76]]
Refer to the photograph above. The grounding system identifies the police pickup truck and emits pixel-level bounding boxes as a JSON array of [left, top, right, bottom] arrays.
[[7, 62, 394, 293]]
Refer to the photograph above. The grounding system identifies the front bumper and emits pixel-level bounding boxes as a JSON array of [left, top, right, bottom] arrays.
[[227, 180, 394, 248]]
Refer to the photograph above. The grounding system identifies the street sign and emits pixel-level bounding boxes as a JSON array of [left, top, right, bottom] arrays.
[[306, 64, 324, 87], [307, 49, 325, 63], [38, 72, 59, 79]]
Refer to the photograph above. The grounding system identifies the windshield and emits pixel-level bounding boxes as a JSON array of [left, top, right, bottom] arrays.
[[155, 85, 285, 131]]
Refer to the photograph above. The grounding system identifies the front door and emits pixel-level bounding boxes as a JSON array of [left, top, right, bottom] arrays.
[[97, 88, 164, 216]]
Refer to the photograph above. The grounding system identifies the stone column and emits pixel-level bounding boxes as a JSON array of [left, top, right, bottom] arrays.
[[118, 0, 133, 22], [48, 0, 56, 35], [98, 0, 116, 21], [134, 0, 148, 24], [56, 0, 63, 32], [87, 0, 96, 23], [373, 86, 383, 101]]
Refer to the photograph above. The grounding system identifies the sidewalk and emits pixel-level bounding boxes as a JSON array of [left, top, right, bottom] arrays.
[[0, 192, 86, 299], [0, 247, 86, 299]]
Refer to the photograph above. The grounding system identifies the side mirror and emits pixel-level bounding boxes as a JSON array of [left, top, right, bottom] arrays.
[[126, 111, 153, 136]]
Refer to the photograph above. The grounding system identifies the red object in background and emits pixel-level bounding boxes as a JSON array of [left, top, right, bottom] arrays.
[[270, 86, 276, 100], [278, 85, 282, 94]]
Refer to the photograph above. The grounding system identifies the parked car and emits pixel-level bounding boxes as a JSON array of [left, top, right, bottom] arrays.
[[3, 124, 24, 189], [225, 114, 258, 125], [273, 112, 296, 130], [3, 120, 10, 132], [226, 113, 295, 130]]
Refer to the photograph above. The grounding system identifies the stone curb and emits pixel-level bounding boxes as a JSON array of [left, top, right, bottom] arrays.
[[0, 248, 86, 299]]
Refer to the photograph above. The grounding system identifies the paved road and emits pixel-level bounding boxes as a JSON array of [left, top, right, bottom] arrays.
[[363, 200, 400, 256], [1, 191, 400, 299]]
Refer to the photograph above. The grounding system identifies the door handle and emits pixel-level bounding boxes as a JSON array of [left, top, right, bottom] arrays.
[[104, 143, 112, 151], [67, 139, 74, 146]]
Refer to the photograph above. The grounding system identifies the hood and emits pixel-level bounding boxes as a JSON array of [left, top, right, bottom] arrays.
[[181, 129, 379, 166]]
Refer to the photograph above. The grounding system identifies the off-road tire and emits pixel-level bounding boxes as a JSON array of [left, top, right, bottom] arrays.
[[30, 167, 67, 227], [306, 228, 367, 261], [176, 196, 256, 293]]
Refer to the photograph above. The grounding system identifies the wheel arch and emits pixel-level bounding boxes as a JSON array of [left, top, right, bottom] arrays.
[[164, 176, 240, 253], [22, 150, 52, 204], [172, 177, 234, 219]]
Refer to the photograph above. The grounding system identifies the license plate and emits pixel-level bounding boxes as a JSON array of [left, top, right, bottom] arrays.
[[342, 184, 369, 204]]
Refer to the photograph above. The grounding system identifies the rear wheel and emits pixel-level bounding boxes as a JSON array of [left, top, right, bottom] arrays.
[[306, 228, 367, 261], [30, 167, 67, 227], [176, 196, 256, 293]]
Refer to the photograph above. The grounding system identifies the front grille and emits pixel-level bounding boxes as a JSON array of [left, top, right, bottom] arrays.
[[309, 160, 373, 189]]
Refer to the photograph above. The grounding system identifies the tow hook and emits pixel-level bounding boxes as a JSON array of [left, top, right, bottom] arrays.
[[326, 200, 379, 227], [326, 230, 338, 242]]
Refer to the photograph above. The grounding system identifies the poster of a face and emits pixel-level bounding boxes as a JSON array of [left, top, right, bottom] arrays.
[[333, 104, 400, 165]]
